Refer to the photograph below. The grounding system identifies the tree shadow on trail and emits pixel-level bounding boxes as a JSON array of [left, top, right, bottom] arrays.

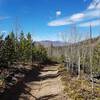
[[1, 81, 38, 100], [0, 64, 41, 100], [24, 67, 41, 83], [0, 63, 59, 100]]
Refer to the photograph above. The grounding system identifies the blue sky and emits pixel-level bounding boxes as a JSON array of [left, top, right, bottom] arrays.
[[0, 0, 100, 41]]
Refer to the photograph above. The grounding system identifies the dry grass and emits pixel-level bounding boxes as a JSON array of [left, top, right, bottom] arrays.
[[58, 64, 100, 100]]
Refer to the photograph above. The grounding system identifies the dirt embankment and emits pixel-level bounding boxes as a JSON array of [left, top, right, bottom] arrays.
[[1, 64, 66, 100]]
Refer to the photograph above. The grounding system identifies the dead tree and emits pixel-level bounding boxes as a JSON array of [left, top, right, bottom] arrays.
[[89, 24, 94, 95]]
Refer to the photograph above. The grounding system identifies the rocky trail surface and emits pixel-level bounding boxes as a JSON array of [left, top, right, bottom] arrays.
[[20, 64, 66, 100]]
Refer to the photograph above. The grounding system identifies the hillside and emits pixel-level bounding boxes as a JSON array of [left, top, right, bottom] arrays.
[[34, 40, 67, 47]]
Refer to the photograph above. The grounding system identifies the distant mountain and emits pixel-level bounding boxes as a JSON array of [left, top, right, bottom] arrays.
[[34, 36, 100, 47], [35, 40, 67, 47]]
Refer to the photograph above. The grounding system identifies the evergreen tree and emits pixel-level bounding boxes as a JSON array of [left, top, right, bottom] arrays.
[[19, 31, 26, 62], [0, 35, 5, 67], [37, 44, 48, 63], [32, 44, 48, 63], [25, 32, 32, 62], [2, 35, 16, 67]]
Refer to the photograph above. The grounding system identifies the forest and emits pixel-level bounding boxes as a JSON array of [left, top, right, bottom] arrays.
[[0, 31, 49, 98], [0, 29, 100, 100], [0, 0, 100, 100]]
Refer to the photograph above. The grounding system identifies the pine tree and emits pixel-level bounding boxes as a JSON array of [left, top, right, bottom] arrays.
[[25, 32, 32, 62], [0, 35, 5, 67], [19, 31, 26, 62], [2, 35, 16, 67]]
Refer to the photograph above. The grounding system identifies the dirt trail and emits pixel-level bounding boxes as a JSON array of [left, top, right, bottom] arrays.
[[20, 64, 66, 100]]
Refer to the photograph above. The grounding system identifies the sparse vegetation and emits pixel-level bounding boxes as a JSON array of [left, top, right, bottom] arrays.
[[58, 64, 100, 100], [0, 0, 100, 99]]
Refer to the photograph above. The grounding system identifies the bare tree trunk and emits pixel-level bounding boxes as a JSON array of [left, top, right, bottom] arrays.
[[77, 48, 81, 79], [89, 25, 94, 95]]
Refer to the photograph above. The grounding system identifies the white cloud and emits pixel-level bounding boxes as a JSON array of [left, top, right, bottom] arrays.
[[1, 30, 7, 34], [79, 20, 100, 27], [70, 13, 85, 21], [88, 0, 100, 9], [56, 11, 61, 16], [0, 30, 7, 37], [48, 0, 100, 27], [48, 18, 72, 26], [0, 16, 9, 20], [48, 13, 85, 26]]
